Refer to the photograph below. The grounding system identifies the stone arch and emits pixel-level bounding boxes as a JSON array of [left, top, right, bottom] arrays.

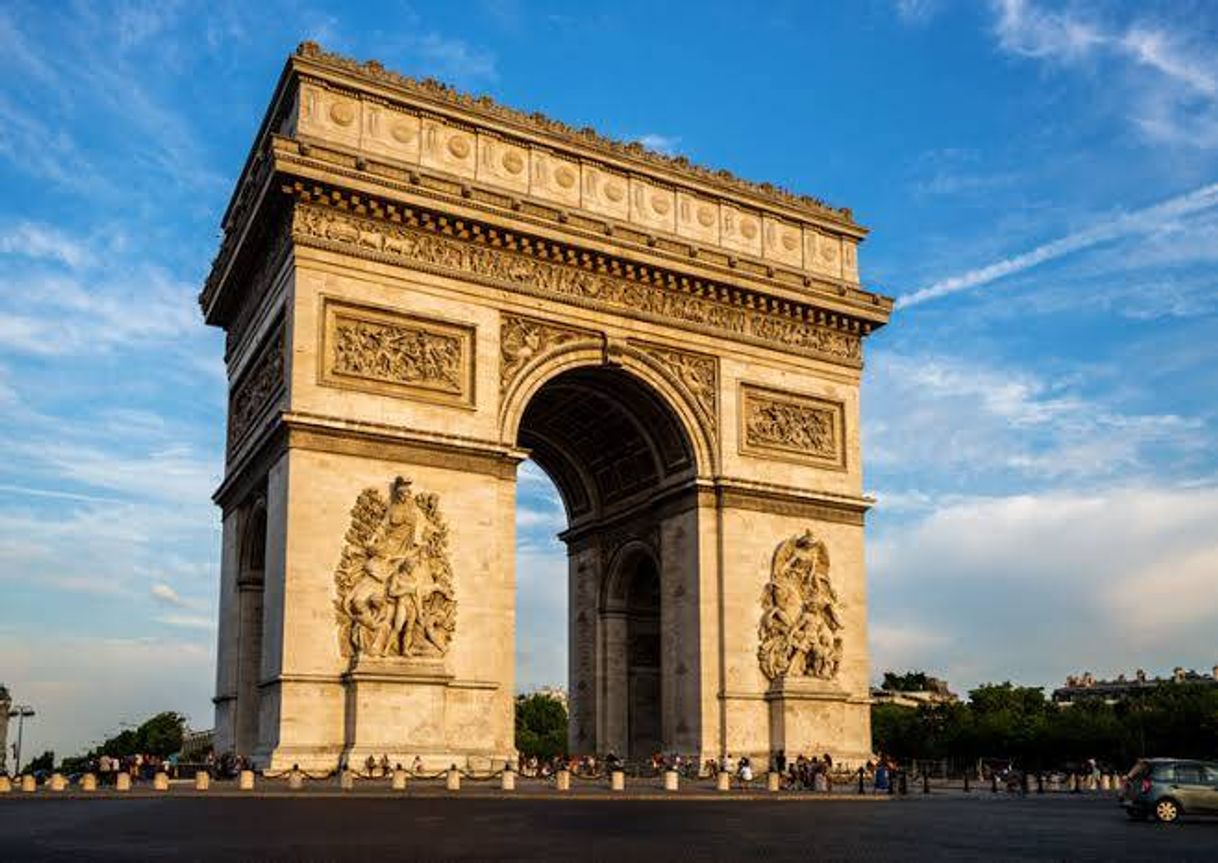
[[499, 338, 717, 480]]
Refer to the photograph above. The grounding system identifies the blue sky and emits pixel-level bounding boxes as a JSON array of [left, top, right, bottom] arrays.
[[2, 0, 1216, 760]]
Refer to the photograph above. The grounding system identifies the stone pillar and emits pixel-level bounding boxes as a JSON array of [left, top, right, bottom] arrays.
[[391, 768, 407, 790], [767, 771, 781, 792], [115, 773, 131, 792], [567, 547, 600, 754], [664, 770, 679, 791], [212, 508, 242, 756], [21, 775, 36, 792], [49, 773, 66, 791], [153, 772, 169, 791], [599, 610, 629, 756], [556, 769, 571, 791], [717, 771, 730, 791], [194, 772, 210, 791], [610, 770, 625, 791], [238, 770, 255, 791], [501, 770, 515, 791], [446, 767, 461, 791], [0, 775, 12, 793], [81, 774, 97, 792]]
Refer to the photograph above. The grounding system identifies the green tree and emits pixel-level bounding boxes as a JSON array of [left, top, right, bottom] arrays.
[[135, 712, 186, 758], [26, 750, 54, 773], [882, 671, 931, 692], [515, 694, 567, 760]]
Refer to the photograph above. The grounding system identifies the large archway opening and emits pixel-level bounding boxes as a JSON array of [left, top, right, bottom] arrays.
[[513, 364, 699, 761]]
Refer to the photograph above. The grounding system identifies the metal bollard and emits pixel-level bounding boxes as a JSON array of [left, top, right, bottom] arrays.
[[610, 770, 625, 791], [664, 769, 679, 792], [340, 770, 355, 791], [82, 773, 98, 792], [153, 772, 169, 791], [49, 773, 67, 792], [502, 769, 516, 791], [116, 772, 131, 792], [446, 766, 460, 791], [195, 772, 210, 791], [716, 771, 731, 791], [238, 769, 255, 791], [555, 769, 570, 791], [392, 767, 408, 791], [767, 771, 780, 792]]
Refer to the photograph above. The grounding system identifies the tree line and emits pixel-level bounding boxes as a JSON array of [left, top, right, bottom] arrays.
[[872, 680, 1218, 771]]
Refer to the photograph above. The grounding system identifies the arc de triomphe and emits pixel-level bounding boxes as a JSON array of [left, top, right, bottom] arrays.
[[202, 43, 892, 771]]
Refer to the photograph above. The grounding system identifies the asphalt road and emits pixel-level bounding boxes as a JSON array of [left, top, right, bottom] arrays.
[[2, 794, 1215, 861]]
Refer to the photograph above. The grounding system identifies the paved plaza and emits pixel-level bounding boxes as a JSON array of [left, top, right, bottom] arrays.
[[2, 791, 1216, 861]]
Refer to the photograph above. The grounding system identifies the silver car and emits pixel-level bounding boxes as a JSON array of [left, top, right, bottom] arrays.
[[1120, 758, 1218, 822]]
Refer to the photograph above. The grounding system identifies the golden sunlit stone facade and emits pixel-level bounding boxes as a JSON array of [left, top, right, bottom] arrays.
[[202, 43, 892, 771]]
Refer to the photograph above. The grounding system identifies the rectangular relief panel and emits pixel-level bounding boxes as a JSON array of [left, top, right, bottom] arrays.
[[319, 297, 476, 407], [738, 383, 846, 470]]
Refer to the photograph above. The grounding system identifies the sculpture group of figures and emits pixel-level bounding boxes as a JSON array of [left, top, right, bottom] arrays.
[[334, 476, 457, 659], [758, 530, 843, 680]]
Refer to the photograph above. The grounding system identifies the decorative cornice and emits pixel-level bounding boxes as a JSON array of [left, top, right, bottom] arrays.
[[289, 187, 867, 365], [294, 41, 857, 226]]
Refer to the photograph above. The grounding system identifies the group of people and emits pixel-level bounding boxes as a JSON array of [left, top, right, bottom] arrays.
[[91, 752, 175, 783]]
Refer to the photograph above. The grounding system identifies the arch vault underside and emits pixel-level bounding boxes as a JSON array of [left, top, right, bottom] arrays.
[[203, 43, 892, 771]]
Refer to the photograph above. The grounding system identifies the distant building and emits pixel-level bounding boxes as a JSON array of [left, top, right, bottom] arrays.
[[871, 675, 958, 708], [1053, 665, 1218, 705], [0, 683, 9, 774], [525, 686, 568, 711]]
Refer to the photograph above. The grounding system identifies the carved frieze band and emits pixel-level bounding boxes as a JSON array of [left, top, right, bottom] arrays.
[[499, 314, 592, 393], [292, 203, 862, 366], [630, 340, 718, 438], [320, 298, 475, 407], [739, 384, 845, 470], [228, 324, 285, 453]]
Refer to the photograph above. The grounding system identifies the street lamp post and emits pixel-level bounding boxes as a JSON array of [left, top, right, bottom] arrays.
[[8, 705, 35, 776]]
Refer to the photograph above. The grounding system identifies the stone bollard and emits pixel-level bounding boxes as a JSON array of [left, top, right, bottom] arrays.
[[82, 773, 98, 792], [767, 771, 781, 792], [501, 769, 516, 792], [154, 772, 170, 792], [555, 769, 571, 791], [610, 770, 625, 791], [664, 769, 679, 792], [446, 766, 461, 792], [340, 770, 355, 791], [0, 775, 11, 793], [392, 767, 408, 791], [194, 772, 210, 791], [288, 767, 304, 790], [21, 775, 37, 793], [716, 771, 731, 792], [116, 772, 131, 792], [239, 770, 255, 791], [1050, 774, 1060, 792], [49, 773, 67, 792], [1100, 774, 1111, 792]]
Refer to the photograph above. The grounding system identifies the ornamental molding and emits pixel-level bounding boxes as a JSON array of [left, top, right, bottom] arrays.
[[294, 41, 856, 226], [291, 197, 864, 366], [227, 324, 285, 453], [739, 383, 846, 470], [320, 298, 475, 407], [334, 476, 457, 660], [499, 314, 594, 393], [628, 339, 718, 440], [758, 530, 843, 681]]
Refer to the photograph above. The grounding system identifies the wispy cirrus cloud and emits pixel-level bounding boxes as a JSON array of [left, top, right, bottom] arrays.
[[898, 182, 1218, 307]]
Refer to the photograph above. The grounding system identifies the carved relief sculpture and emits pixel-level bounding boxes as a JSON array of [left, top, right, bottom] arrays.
[[334, 476, 457, 660], [321, 299, 474, 405], [499, 314, 589, 391], [633, 341, 717, 433], [227, 325, 284, 451], [758, 530, 843, 680], [740, 384, 845, 468]]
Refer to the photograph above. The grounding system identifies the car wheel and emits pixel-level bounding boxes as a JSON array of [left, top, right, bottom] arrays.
[[1154, 798, 1180, 823]]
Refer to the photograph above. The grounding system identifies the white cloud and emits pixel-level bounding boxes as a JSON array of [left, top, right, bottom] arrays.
[[898, 182, 1218, 307], [991, 0, 1218, 147], [868, 484, 1218, 690], [864, 351, 1205, 484], [155, 614, 216, 631], [0, 633, 213, 762], [635, 133, 681, 156], [151, 583, 192, 608], [0, 222, 93, 268]]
